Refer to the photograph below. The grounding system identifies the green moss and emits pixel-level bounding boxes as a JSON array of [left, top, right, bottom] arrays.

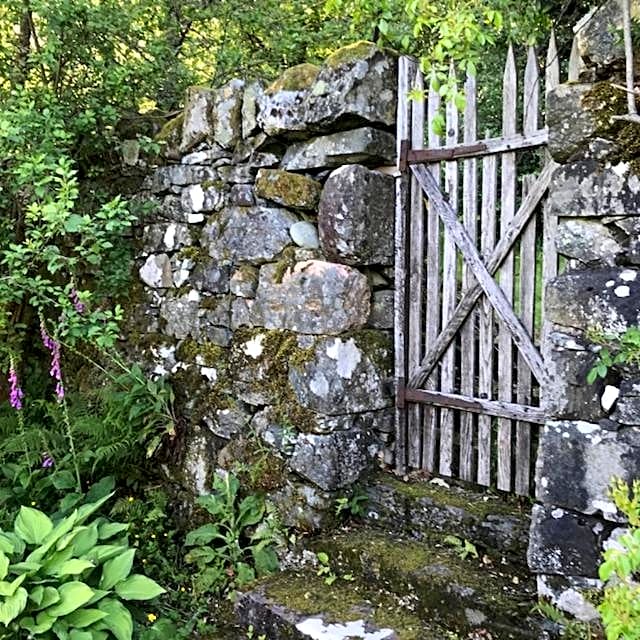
[[266, 63, 320, 94], [350, 329, 393, 372], [176, 338, 227, 367], [155, 113, 184, 147], [272, 246, 297, 284], [177, 246, 208, 263], [325, 41, 379, 69], [262, 571, 429, 640], [201, 178, 225, 190], [582, 82, 627, 137], [255, 169, 321, 210]]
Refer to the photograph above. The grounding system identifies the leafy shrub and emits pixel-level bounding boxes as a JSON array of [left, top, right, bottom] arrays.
[[0, 491, 164, 639], [587, 326, 640, 384], [185, 472, 279, 595], [599, 478, 640, 640]]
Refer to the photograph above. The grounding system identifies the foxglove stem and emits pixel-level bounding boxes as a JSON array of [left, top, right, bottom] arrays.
[[40, 320, 65, 400], [8, 364, 24, 411], [70, 288, 85, 314]]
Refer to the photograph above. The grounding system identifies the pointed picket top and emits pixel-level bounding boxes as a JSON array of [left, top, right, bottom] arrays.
[[568, 35, 585, 82], [524, 46, 540, 135], [546, 29, 560, 95], [412, 68, 425, 148], [503, 45, 517, 136]]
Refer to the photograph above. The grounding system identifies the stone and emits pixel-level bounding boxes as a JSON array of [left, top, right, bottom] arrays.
[[542, 330, 603, 421], [536, 575, 601, 622], [252, 261, 371, 334], [255, 169, 321, 210], [242, 81, 264, 139], [289, 429, 372, 491], [281, 127, 395, 171], [200, 295, 231, 328], [201, 206, 298, 264], [289, 332, 392, 414], [574, 0, 640, 74], [228, 184, 255, 207], [181, 183, 225, 213], [305, 42, 397, 130], [139, 254, 173, 288], [547, 159, 640, 218], [190, 262, 231, 294], [251, 408, 298, 456], [180, 86, 216, 153], [535, 419, 640, 521], [230, 265, 259, 298], [231, 298, 255, 330], [368, 290, 394, 329], [151, 165, 217, 193], [155, 114, 183, 160], [611, 379, 640, 425], [181, 146, 229, 165], [289, 221, 319, 249], [268, 481, 334, 531], [120, 139, 140, 166], [160, 292, 201, 339], [204, 401, 252, 439], [181, 424, 219, 495], [547, 83, 625, 163], [318, 165, 395, 265], [213, 79, 244, 149], [556, 219, 622, 265], [528, 504, 608, 577], [257, 64, 320, 138], [546, 267, 640, 334], [171, 256, 194, 287], [218, 164, 255, 184]]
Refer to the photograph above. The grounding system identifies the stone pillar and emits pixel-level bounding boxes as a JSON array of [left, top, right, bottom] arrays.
[[131, 42, 399, 530], [528, 0, 640, 620]]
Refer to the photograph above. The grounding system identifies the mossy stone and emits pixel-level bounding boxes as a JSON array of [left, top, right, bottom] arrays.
[[266, 63, 320, 94], [325, 41, 380, 69], [255, 169, 321, 210]]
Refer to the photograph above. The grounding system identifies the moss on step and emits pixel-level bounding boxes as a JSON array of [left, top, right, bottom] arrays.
[[259, 570, 436, 640]]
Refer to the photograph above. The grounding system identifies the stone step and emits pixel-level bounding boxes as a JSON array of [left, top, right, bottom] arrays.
[[236, 526, 554, 640], [364, 472, 530, 564]]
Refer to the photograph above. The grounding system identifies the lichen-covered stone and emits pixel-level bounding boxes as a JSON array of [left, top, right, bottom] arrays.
[[318, 164, 395, 265], [228, 183, 255, 207], [528, 504, 609, 577], [204, 400, 252, 439], [281, 127, 395, 171], [536, 575, 601, 622], [242, 81, 264, 139], [535, 420, 640, 521], [255, 169, 321, 210], [547, 159, 640, 218], [268, 481, 334, 531], [180, 86, 216, 153], [368, 290, 394, 329], [181, 424, 219, 495], [288, 333, 392, 414], [230, 265, 259, 298], [181, 183, 225, 213], [150, 165, 218, 193], [190, 261, 231, 294], [213, 79, 244, 149], [268, 63, 321, 94], [290, 429, 372, 490], [546, 267, 640, 334], [305, 42, 397, 130], [160, 291, 201, 339], [155, 113, 184, 160], [201, 206, 298, 264], [547, 83, 625, 163], [139, 254, 173, 288], [556, 219, 622, 265], [252, 261, 371, 334], [611, 379, 640, 425]]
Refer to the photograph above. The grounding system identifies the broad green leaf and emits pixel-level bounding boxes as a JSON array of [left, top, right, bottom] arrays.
[[0, 573, 26, 596], [99, 549, 135, 590], [71, 523, 99, 557], [0, 534, 15, 554], [76, 493, 114, 526], [20, 611, 55, 633], [43, 547, 74, 576], [97, 598, 133, 640], [64, 607, 108, 628], [86, 545, 126, 565], [29, 585, 45, 606], [87, 589, 110, 606], [85, 478, 115, 504], [114, 575, 165, 601], [98, 523, 129, 540], [34, 586, 60, 610], [52, 559, 95, 577], [235, 562, 255, 586], [69, 631, 93, 640], [10, 561, 42, 575], [46, 582, 94, 617], [0, 551, 8, 580], [185, 524, 220, 546], [52, 471, 78, 490], [0, 586, 28, 625], [34, 510, 79, 559], [14, 506, 53, 544]]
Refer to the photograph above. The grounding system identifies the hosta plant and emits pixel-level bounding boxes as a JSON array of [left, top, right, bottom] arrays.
[[0, 492, 165, 639]]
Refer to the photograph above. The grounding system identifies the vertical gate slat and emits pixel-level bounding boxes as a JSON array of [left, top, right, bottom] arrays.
[[497, 46, 517, 492], [515, 46, 540, 496], [394, 56, 416, 474], [477, 132, 497, 487], [423, 80, 442, 471], [439, 66, 459, 477], [546, 30, 560, 95], [408, 67, 426, 469], [568, 36, 584, 82], [459, 73, 478, 482]]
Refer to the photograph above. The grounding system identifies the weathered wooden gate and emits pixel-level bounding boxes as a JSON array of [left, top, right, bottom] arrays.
[[394, 37, 564, 496]]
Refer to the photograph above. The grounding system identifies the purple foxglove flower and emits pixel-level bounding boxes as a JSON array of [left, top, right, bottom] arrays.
[[8, 367, 24, 411], [40, 322, 65, 400], [41, 453, 54, 468], [70, 289, 85, 314]]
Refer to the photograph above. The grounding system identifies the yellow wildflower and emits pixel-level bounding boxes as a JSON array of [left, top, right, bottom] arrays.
[[147, 613, 157, 623]]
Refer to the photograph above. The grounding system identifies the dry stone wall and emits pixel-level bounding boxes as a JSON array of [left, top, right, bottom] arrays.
[[528, 0, 640, 621], [131, 42, 398, 530]]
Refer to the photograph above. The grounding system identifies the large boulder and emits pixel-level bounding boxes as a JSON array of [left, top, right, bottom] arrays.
[[304, 42, 397, 130], [213, 79, 245, 149], [546, 159, 640, 218], [201, 206, 298, 264], [180, 86, 216, 153], [251, 261, 370, 334], [535, 420, 640, 521], [288, 332, 392, 414], [281, 127, 395, 171], [255, 169, 321, 210], [318, 164, 395, 265]]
